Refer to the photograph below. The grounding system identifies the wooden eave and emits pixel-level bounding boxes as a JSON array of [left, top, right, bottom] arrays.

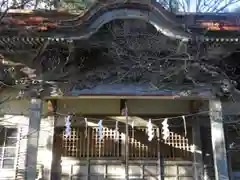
[[0, 0, 190, 43], [0, 0, 240, 50]]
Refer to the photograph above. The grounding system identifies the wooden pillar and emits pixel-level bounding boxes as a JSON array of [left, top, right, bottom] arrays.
[[157, 127, 162, 180], [225, 127, 233, 180], [24, 98, 42, 180], [192, 117, 203, 180], [209, 99, 229, 180], [45, 100, 57, 180], [124, 102, 129, 180]]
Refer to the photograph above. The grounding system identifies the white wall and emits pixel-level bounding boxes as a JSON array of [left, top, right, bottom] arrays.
[[0, 89, 51, 179]]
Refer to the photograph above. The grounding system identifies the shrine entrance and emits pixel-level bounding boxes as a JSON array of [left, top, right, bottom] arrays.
[[49, 98, 205, 180]]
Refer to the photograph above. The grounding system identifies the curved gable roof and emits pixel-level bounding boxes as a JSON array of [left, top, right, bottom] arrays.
[[0, 0, 191, 41]]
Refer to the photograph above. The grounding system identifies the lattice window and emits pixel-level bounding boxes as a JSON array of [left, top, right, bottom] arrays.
[[128, 127, 158, 159], [162, 127, 192, 160], [128, 127, 192, 160], [61, 127, 88, 158], [0, 127, 18, 169], [58, 125, 192, 160], [60, 127, 122, 158], [91, 127, 122, 157]]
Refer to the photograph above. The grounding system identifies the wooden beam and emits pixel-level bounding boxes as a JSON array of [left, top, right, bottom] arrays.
[[44, 95, 209, 100]]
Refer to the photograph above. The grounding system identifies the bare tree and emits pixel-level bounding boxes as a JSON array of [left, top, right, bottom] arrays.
[[159, 0, 240, 13], [0, 0, 38, 21]]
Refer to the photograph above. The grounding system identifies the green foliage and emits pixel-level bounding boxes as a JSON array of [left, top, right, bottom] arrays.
[[60, 0, 95, 12], [32, 0, 95, 12], [61, 0, 87, 10]]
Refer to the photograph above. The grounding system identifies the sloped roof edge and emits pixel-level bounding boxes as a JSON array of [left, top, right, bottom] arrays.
[[0, 0, 191, 41], [57, 0, 192, 41], [68, 7, 191, 41]]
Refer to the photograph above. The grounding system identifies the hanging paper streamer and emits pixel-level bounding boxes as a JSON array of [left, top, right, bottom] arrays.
[[182, 116, 187, 137], [65, 115, 71, 138], [162, 118, 170, 140], [97, 120, 103, 157], [97, 120, 103, 141], [84, 118, 88, 138], [114, 120, 119, 142], [147, 119, 154, 141], [131, 120, 135, 142]]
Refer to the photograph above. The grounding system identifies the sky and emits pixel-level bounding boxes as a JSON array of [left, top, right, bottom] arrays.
[[188, 0, 240, 12], [156, 0, 240, 12]]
